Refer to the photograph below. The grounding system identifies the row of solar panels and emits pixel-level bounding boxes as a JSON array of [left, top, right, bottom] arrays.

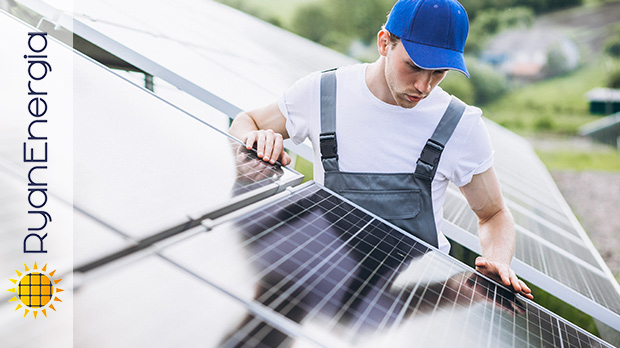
[[0, 0, 618, 346], [0, 22, 614, 344], [25, 0, 620, 332]]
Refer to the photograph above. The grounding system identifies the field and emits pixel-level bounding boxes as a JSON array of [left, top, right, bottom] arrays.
[[482, 63, 607, 135]]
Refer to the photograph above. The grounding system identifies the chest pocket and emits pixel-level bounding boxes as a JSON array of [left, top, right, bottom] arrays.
[[339, 189, 421, 220]]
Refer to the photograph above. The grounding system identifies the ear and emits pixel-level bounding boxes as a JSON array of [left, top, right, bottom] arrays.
[[377, 29, 390, 57]]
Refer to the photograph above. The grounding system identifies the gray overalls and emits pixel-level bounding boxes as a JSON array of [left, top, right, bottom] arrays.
[[319, 69, 466, 249]]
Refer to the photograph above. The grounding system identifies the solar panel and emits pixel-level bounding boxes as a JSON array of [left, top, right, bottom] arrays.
[[3, 4, 619, 346], [14, 0, 354, 161], [71, 182, 614, 347], [71, 47, 303, 243], [442, 120, 620, 331], [0, 166, 130, 270], [0, 9, 301, 269], [66, 0, 357, 110], [17, 3, 620, 329], [14, 0, 356, 114], [73, 254, 323, 348]]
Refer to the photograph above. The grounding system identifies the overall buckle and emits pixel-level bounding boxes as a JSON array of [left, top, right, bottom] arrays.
[[319, 132, 338, 160], [417, 139, 444, 168]]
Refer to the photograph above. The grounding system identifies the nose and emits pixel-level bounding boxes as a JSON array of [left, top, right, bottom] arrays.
[[414, 70, 433, 94]]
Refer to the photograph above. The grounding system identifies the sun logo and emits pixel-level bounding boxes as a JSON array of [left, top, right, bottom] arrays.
[[7, 262, 64, 319]]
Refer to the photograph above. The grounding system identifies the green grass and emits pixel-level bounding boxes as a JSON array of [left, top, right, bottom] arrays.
[[536, 148, 620, 171], [583, 0, 620, 5], [293, 155, 314, 182], [482, 63, 608, 135]]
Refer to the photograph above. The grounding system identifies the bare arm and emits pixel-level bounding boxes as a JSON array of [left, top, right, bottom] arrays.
[[459, 167, 533, 299], [229, 102, 291, 165]]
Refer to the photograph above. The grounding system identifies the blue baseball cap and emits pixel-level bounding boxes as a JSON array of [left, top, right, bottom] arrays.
[[385, 0, 470, 77]]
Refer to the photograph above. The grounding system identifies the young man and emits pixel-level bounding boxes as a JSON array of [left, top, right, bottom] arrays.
[[229, 0, 532, 299]]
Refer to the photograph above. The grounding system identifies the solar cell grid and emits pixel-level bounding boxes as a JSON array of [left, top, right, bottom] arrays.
[[161, 183, 613, 347], [443, 178, 620, 326], [494, 168, 563, 214], [4, 3, 619, 344], [446, 187, 594, 266], [501, 187, 576, 233]]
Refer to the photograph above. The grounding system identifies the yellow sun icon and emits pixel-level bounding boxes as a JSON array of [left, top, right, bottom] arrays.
[[7, 262, 64, 319]]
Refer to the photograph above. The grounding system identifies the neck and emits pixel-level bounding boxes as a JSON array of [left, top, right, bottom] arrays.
[[365, 57, 397, 105]]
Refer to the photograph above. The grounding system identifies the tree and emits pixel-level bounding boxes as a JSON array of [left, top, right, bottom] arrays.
[[544, 43, 571, 77], [291, 3, 331, 43], [604, 36, 620, 59], [468, 59, 508, 105]]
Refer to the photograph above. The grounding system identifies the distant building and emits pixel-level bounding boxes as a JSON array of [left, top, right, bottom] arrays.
[[587, 88, 620, 115], [482, 28, 579, 82], [580, 111, 620, 150]]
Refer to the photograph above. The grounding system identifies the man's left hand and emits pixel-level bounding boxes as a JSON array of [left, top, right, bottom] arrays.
[[475, 256, 534, 299]]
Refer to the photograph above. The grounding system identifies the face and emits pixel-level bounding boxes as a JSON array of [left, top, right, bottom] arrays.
[[381, 34, 448, 108]]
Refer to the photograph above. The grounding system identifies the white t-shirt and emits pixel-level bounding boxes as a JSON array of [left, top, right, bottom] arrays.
[[278, 63, 494, 253]]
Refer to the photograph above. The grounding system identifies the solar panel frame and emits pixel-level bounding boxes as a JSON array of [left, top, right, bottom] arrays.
[[155, 181, 615, 347]]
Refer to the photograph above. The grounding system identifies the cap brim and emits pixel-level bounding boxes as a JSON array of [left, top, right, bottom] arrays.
[[401, 39, 470, 78]]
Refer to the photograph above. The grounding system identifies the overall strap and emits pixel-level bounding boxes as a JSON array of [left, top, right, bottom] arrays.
[[319, 69, 339, 172], [415, 96, 467, 179]]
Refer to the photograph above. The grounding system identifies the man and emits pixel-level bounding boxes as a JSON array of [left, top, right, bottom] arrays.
[[229, 0, 532, 299]]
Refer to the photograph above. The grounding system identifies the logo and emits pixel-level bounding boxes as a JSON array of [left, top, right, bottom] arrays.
[[7, 262, 63, 318]]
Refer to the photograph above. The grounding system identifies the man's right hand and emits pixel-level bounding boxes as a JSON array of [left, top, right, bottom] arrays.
[[229, 102, 292, 166], [243, 129, 291, 166]]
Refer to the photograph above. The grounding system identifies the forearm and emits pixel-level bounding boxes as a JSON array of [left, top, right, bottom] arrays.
[[229, 112, 259, 141], [478, 206, 515, 266]]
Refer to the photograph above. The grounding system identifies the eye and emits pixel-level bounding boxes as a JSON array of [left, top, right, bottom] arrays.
[[408, 63, 422, 72]]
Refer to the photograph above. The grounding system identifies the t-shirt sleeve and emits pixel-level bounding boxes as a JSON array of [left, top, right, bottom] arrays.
[[277, 71, 321, 145], [451, 109, 494, 187]]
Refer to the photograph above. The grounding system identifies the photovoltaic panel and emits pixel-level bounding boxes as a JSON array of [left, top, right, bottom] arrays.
[[15, 0, 357, 112], [15, 4, 620, 331], [73, 254, 323, 348], [71, 44, 303, 243], [152, 182, 613, 348], [3, 4, 618, 345], [0, 9, 302, 272], [13, 0, 356, 160], [442, 120, 620, 331], [68, 0, 357, 110]]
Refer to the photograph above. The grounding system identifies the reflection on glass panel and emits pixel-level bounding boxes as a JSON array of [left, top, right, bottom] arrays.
[[444, 176, 620, 319], [67, 0, 357, 110], [73, 51, 302, 240], [162, 183, 611, 347], [73, 208, 133, 268], [73, 255, 321, 348]]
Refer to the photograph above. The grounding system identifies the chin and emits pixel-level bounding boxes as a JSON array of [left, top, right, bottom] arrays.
[[397, 98, 419, 109]]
